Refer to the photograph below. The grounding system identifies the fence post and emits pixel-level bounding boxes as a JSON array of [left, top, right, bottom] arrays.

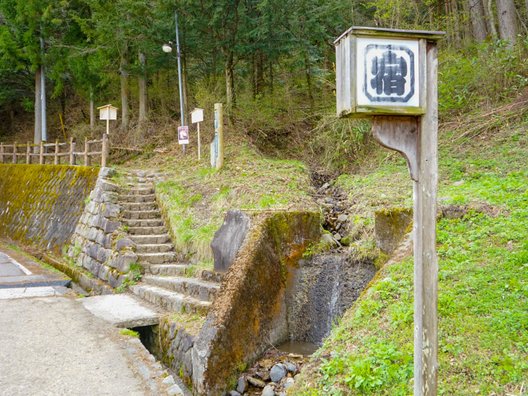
[[0, 143, 4, 163], [69, 137, 75, 165], [12, 142, 17, 164], [54, 140, 59, 165], [39, 141, 44, 164], [101, 134, 109, 167], [84, 137, 89, 166], [26, 142, 30, 164]]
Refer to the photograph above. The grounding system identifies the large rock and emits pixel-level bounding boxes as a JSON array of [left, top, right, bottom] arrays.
[[270, 364, 287, 382], [211, 210, 251, 272]]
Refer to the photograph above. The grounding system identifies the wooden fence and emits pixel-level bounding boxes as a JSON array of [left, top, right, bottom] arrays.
[[0, 134, 109, 167]]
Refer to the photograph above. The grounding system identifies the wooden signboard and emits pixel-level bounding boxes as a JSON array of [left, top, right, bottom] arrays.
[[97, 104, 118, 135], [98, 104, 118, 121], [335, 27, 444, 396]]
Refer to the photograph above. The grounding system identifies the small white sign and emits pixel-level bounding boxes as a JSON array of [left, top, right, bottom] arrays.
[[178, 126, 189, 145], [356, 38, 419, 107], [98, 104, 118, 120], [191, 108, 204, 124]]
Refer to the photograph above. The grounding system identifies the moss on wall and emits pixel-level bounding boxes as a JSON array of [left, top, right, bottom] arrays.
[[0, 164, 99, 253], [192, 210, 321, 395]]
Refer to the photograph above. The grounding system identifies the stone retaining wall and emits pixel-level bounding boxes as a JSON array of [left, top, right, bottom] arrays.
[[0, 164, 99, 253], [67, 169, 138, 289], [141, 318, 197, 386], [192, 211, 321, 394]]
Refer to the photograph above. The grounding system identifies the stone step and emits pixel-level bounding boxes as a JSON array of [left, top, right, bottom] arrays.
[[135, 243, 174, 254], [131, 284, 210, 315], [144, 264, 189, 276], [123, 218, 164, 228], [137, 252, 176, 264], [119, 194, 157, 203], [129, 234, 171, 245], [128, 226, 167, 235], [123, 210, 162, 220], [120, 202, 158, 211], [199, 269, 224, 284], [143, 275, 220, 302], [124, 187, 155, 195]]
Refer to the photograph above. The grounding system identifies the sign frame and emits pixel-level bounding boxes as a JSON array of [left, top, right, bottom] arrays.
[[97, 104, 118, 135], [97, 104, 118, 121], [335, 27, 443, 118], [191, 108, 204, 124]]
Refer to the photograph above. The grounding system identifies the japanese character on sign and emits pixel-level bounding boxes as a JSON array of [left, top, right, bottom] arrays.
[[365, 44, 415, 103]]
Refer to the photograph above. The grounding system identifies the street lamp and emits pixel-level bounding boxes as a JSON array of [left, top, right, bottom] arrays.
[[162, 12, 186, 151]]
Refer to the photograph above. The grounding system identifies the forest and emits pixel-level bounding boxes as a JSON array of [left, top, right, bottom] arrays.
[[0, 0, 527, 162]]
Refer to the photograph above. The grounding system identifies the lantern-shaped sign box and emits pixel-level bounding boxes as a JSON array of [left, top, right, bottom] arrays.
[[335, 26, 445, 396], [335, 27, 443, 117]]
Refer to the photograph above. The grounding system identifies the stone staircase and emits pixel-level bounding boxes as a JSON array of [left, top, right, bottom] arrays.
[[118, 171, 221, 315]]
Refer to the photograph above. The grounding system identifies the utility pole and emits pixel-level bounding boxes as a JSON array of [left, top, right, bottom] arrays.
[[175, 11, 185, 153], [40, 34, 47, 142]]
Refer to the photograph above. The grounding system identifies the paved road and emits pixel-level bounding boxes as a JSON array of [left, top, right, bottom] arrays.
[[0, 245, 180, 396]]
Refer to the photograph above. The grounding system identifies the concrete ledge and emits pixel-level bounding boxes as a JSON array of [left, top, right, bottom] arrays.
[[80, 294, 161, 328]]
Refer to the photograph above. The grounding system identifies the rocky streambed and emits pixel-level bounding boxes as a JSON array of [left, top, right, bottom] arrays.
[[227, 348, 308, 396]]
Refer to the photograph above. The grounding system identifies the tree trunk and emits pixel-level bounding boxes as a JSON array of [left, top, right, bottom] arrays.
[[496, 0, 519, 45], [304, 52, 314, 107], [450, 0, 463, 47], [484, 0, 498, 38], [256, 51, 264, 96], [138, 51, 148, 123], [120, 53, 130, 130], [34, 67, 42, 144], [269, 61, 274, 94], [225, 51, 235, 109], [182, 52, 189, 125], [89, 88, 95, 131], [469, 0, 488, 41], [251, 54, 257, 99]]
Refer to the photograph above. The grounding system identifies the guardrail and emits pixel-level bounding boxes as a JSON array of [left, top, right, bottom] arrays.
[[0, 134, 109, 167]]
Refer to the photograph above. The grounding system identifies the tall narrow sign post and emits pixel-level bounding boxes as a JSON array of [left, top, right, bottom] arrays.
[[335, 27, 444, 396], [210, 103, 224, 169], [191, 108, 204, 160]]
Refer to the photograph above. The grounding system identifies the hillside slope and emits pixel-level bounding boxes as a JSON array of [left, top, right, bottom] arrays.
[[292, 104, 528, 394]]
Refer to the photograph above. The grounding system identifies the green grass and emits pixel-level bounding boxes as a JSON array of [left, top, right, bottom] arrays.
[[293, 121, 528, 394], [119, 329, 140, 338]]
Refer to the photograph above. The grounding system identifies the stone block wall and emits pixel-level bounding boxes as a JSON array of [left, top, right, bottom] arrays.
[[0, 164, 99, 253], [142, 318, 197, 385], [68, 168, 138, 288]]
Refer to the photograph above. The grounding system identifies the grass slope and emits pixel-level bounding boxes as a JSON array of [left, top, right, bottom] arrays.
[[293, 117, 528, 394]]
